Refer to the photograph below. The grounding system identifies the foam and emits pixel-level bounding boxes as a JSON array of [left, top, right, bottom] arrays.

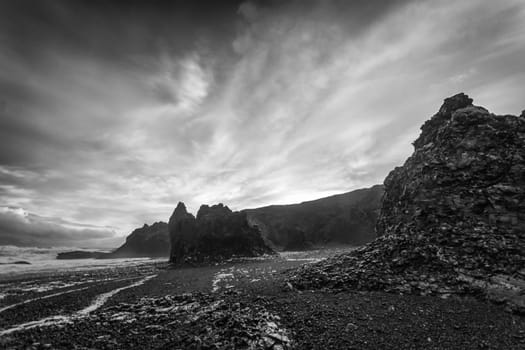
[[0, 274, 157, 336]]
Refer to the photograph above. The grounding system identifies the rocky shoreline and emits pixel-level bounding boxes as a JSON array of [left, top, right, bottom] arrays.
[[2, 92, 524, 348], [288, 94, 525, 314], [1, 251, 524, 349]]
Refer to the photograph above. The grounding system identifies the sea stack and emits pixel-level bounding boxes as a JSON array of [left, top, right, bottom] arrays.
[[168, 202, 274, 264], [290, 93, 525, 313]]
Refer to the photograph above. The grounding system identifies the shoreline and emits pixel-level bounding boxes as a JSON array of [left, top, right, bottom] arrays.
[[0, 257, 167, 281], [1, 252, 524, 349]]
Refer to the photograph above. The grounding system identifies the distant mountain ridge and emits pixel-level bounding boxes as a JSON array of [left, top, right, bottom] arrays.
[[57, 222, 169, 259], [245, 185, 384, 249]]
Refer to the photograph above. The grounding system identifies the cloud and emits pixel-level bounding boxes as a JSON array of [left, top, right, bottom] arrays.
[[150, 53, 213, 113], [0, 206, 122, 248], [0, 0, 524, 245], [187, 0, 525, 209]]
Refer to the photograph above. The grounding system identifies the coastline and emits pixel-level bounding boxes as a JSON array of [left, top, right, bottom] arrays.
[[1, 252, 524, 349]]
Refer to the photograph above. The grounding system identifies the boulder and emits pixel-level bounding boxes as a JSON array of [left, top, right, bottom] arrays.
[[169, 202, 274, 264], [289, 93, 525, 313]]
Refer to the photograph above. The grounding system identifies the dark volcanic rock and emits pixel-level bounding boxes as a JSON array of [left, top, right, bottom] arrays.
[[168, 202, 197, 264], [111, 222, 169, 258], [2, 290, 293, 350], [245, 185, 384, 250], [169, 202, 274, 264], [289, 93, 525, 313], [57, 251, 111, 259]]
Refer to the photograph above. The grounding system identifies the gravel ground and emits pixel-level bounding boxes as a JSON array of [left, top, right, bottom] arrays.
[[0, 251, 524, 349]]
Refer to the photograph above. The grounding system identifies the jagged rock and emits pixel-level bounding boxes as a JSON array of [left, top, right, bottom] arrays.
[[246, 185, 384, 250], [289, 93, 525, 313], [168, 202, 197, 264], [169, 202, 274, 264]]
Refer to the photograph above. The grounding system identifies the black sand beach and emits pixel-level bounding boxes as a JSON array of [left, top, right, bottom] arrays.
[[1, 250, 524, 349]]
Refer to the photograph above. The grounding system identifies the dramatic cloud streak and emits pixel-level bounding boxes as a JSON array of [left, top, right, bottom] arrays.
[[0, 206, 120, 248], [0, 0, 524, 246]]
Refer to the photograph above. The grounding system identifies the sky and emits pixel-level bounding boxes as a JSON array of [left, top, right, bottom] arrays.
[[0, 0, 524, 247]]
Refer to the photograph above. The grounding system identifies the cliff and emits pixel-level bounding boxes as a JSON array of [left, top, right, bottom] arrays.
[[245, 185, 383, 250], [169, 202, 274, 264], [290, 93, 525, 313]]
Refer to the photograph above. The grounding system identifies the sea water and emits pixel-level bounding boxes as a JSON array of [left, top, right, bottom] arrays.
[[0, 245, 160, 277]]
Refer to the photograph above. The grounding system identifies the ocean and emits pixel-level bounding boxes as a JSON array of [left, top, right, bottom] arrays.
[[0, 245, 163, 277]]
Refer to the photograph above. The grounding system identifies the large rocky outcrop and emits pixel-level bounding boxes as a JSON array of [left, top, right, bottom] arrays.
[[290, 93, 525, 313], [169, 202, 274, 264], [245, 185, 384, 250]]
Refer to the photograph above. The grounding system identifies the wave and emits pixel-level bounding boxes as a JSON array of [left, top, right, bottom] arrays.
[[0, 245, 113, 263], [0, 245, 160, 276]]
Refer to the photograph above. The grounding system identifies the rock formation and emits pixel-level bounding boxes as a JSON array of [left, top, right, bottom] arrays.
[[59, 185, 383, 260], [57, 251, 110, 259], [289, 93, 525, 313], [111, 222, 169, 258], [245, 185, 384, 250], [169, 202, 274, 264]]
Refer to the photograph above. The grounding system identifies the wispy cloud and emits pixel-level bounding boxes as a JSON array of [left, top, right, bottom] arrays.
[[0, 0, 524, 245], [0, 206, 120, 248], [150, 53, 213, 114]]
